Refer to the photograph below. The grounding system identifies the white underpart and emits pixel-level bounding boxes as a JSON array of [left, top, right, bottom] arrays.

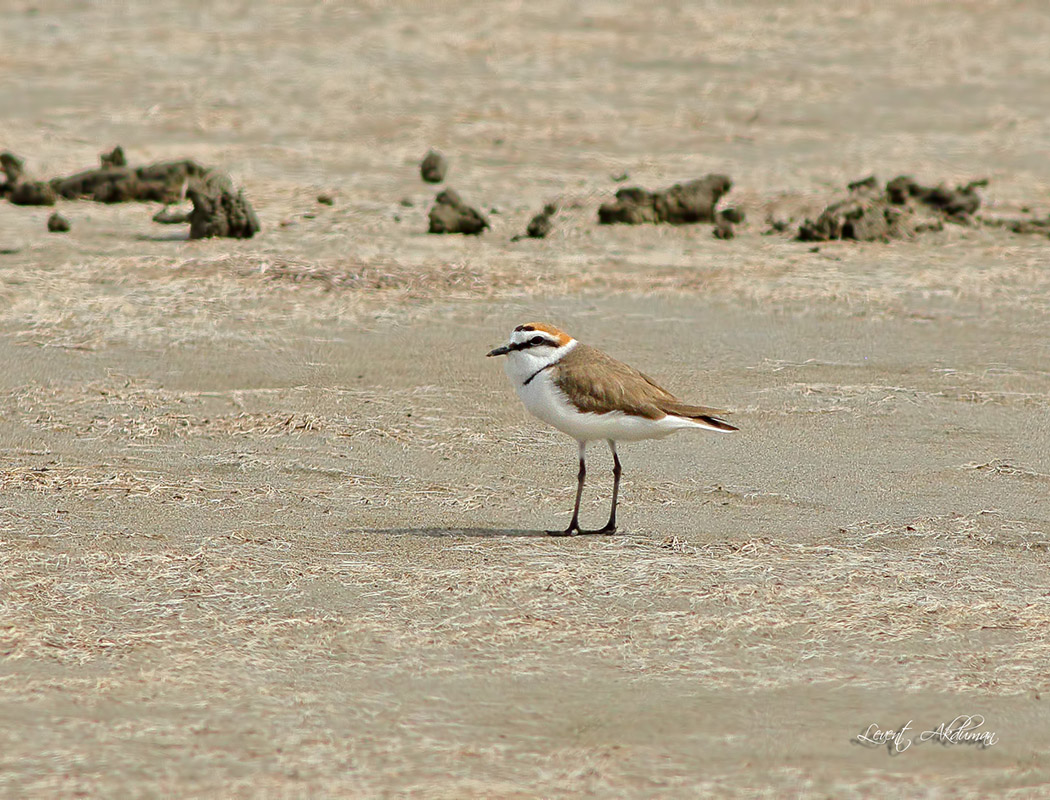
[[501, 338, 724, 443]]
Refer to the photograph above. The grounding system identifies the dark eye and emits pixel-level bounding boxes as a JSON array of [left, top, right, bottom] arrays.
[[530, 336, 545, 345]]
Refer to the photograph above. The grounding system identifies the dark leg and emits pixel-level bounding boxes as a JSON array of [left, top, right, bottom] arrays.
[[595, 440, 620, 534], [548, 441, 586, 536]]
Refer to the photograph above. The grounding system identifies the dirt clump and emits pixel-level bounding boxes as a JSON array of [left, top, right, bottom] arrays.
[[527, 204, 556, 238], [982, 212, 1050, 239], [598, 174, 732, 225], [427, 188, 489, 235], [47, 212, 71, 233], [714, 207, 744, 239], [187, 172, 261, 240], [1, 152, 26, 193], [886, 176, 985, 221], [600, 187, 658, 224], [795, 174, 983, 242], [100, 145, 127, 168], [719, 207, 745, 225], [512, 203, 557, 241], [9, 181, 57, 206], [713, 217, 736, 239], [764, 215, 792, 235], [52, 158, 209, 204], [4, 147, 262, 239], [2, 152, 57, 205], [152, 205, 192, 225], [797, 189, 906, 242], [420, 150, 448, 183]]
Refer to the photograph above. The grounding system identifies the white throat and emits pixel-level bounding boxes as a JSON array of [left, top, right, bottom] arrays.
[[503, 339, 577, 386]]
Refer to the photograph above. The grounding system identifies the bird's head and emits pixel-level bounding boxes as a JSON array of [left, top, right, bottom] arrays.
[[487, 322, 575, 365]]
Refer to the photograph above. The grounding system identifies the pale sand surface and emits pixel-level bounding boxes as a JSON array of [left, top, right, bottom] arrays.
[[2, 1, 1050, 797]]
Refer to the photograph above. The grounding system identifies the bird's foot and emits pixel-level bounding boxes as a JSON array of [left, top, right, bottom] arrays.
[[546, 523, 617, 537], [546, 524, 581, 537]]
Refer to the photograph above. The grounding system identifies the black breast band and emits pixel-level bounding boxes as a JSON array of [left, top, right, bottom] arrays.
[[523, 363, 554, 386]]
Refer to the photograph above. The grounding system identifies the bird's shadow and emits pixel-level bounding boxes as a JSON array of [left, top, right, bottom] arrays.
[[357, 527, 548, 538]]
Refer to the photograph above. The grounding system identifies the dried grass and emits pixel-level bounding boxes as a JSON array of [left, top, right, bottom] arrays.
[[2, 497, 1048, 796], [3, 510, 1047, 688], [5, 230, 1050, 353]]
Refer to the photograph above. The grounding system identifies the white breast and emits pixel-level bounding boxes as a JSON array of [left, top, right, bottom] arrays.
[[512, 368, 699, 443]]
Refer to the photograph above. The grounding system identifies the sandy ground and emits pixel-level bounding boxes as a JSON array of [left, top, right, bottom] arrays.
[[2, 1, 1050, 797]]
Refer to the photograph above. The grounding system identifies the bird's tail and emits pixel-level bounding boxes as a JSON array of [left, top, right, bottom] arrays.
[[662, 401, 738, 432]]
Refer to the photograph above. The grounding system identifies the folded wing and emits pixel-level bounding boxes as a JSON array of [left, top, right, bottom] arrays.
[[553, 344, 736, 431]]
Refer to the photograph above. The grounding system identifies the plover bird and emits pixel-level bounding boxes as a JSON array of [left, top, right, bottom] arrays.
[[487, 322, 737, 536]]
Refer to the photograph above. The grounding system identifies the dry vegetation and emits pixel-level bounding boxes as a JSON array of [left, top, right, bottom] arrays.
[[2, 284, 1050, 794], [4, 232, 1050, 351], [2, 502, 1048, 796]]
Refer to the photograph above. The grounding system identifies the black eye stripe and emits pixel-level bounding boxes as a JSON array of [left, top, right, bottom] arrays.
[[508, 335, 555, 352]]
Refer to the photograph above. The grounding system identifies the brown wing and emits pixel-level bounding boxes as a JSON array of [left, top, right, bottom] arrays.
[[553, 344, 732, 426], [660, 401, 738, 431]]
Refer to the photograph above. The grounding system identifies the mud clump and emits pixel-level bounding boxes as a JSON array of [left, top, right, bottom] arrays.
[[795, 175, 983, 242], [982, 212, 1050, 239], [656, 176, 733, 224], [10, 181, 57, 206], [599, 187, 658, 225], [47, 212, 71, 233], [100, 145, 127, 168], [598, 175, 732, 225], [886, 176, 985, 220], [518, 202, 558, 240], [4, 147, 260, 240], [428, 188, 489, 235], [713, 217, 735, 240], [512, 203, 556, 241], [187, 172, 261, 240], [2, 151, 56, 205], [713, 207, 745, 239], [797, 191, 907, 243], [420, 150, 448, 183], [52, 158, 209, 204], [1, 152, 26, 193], [527, 204, 556, 238], [152, 205, 192, 225], [764, 215, 792, 235]]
